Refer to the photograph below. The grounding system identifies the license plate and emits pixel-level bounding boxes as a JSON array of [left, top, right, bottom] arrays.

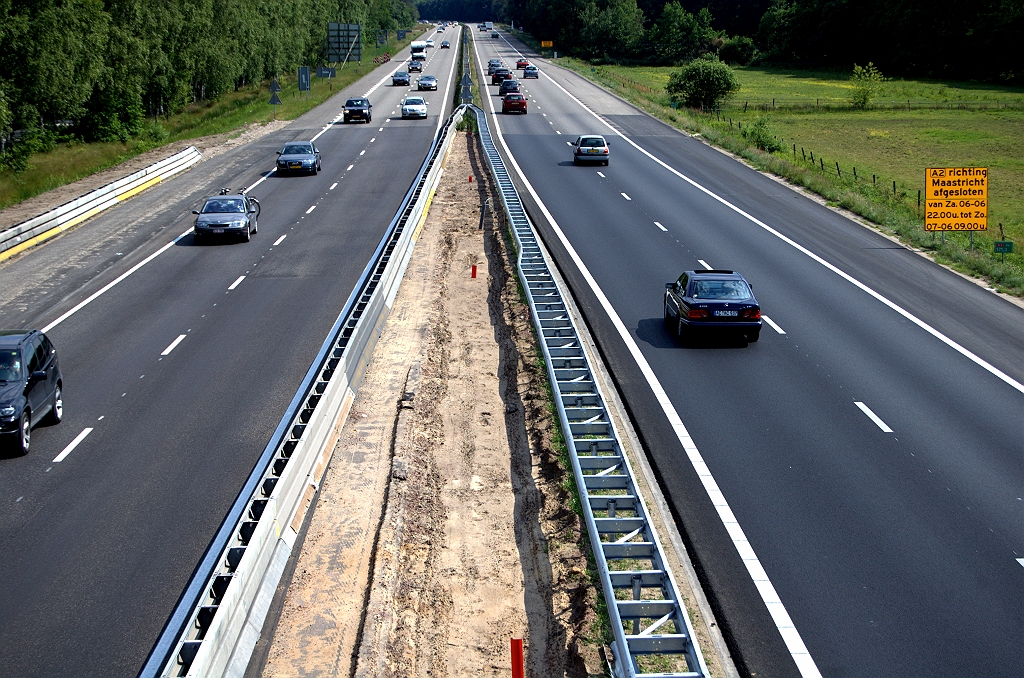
[[588, 149, 599, 153], [289, 163, 301, 168], [714, 310, 738, 317], [212, 228, 224, 234]]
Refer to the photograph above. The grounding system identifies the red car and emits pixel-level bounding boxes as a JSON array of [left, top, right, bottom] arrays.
[[502, 93, 527, 114], [516, 58, 530, 69]]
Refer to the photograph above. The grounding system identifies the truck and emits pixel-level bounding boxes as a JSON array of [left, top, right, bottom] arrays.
[[485, 21, 493, 30], [410, 41, 427, 61]]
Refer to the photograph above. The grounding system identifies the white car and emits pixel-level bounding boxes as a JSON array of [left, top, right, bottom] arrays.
[[425, 39, 435, 47], [401, 96, 428, 119]]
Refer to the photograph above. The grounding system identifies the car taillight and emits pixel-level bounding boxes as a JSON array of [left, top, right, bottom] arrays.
[[603, 148, 609, 154], [741, 308, 761, 319], [687, 309, 708, 319]]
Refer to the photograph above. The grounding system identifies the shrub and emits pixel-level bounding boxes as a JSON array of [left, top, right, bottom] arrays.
[[741, 115, 783, 153], [850, 62, 884, 109], [666, 57, 740, 110], [720, 36, 757, 65]]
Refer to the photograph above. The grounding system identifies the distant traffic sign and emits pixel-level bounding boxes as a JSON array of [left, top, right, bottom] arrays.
[[298, 67, 310, 92], [269, 92, 282, 106], [925, 167, 988, 231], [269, 78, 282, 93], [994, 241, 1014, 254], [541, 40, 553, 47]]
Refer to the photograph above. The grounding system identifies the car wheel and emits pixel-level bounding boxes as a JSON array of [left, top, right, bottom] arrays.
[[16, 411, 30, 455], [573, 157, 579, 165], [676, 317, 690, 345], [242, 225, 251, 242], [251, 219, 258, 234], [194, 231, 203, 245], [664, 302, 673, 327], [45, 383, 63, 425]]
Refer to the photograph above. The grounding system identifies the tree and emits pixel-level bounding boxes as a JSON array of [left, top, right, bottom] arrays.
[[651, 3, 718, 64], [666, 56, 739, 109], [719, 35, 756, 65], [850, 62, 883, 109], [741, 115, 782, 152]]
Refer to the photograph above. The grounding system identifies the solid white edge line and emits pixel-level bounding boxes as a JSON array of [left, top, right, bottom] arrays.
[[54, 427, 94, 463], [539, 67, 1024, 396], [480, 46, 823, 678], [698, 259, 713, 270], [762, 315, 786, 334], [245, 169, 275, 193], [855, 402, 894, 433], [227, 275, 245, 291], [273, 234, 287, 246], [435, 27, 461, 135], [42, 227, 194, 333], [655, 221, 667, 231], [305, 205, 316, 214], [161, 334, 187, 356]]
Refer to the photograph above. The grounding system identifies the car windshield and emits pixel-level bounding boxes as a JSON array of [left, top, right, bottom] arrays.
[[395, 72, 407, 77], [282, 144, 312, 154], [506, 94, 523, 100], [0, 350, 21, 381], [580, 137, 605, 147], [405, 98, 424, 105], [345, 99, 367, 107], [202, 198, 245, 214], [421, 76, 435, 81], [689, 279, 752, 300]]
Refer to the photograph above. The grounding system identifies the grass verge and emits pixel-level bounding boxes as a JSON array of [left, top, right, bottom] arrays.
[[552, 57, 1024, 296], [0, 30, 428, 213]]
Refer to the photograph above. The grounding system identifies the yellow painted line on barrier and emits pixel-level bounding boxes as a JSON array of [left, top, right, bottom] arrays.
[[117, 175, 162, 201], [412, 176, 441, 241]]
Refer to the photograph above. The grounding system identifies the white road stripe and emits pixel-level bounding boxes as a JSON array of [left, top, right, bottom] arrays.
[[539, 66, 1023, 396], [379, 127, 384, 131], [54, 428, 93, 463], [346, 164, 354, 171], [698, 260, 713, 270], [654, 221, 667, 231], [370, 137, 376, 142], [228, 275, 245, 290], [273, 235, 287, 246], [359, 150, 365, 156], [621, 192, 631, 200], [855, 402, 893, 432], [1017, 558, 1024, 568], [161, 334, 187, 356], [245, 170, 275, 193], [306, 205, 316, 214], [597, 171, 605, 177], [762, 315, 786, 334], [330, 182, 338, 190], [476, 45, 823, 677], [555, 130, 561, 134]]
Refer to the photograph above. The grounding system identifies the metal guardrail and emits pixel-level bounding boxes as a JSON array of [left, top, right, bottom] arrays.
[[0, 146, 202, 260], [468, 104, 709, 678], [139, 106, 468, 678]]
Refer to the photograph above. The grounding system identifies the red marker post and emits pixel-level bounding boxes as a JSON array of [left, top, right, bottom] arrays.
[[471, 264, 477, 278], [511, 638, 524, 678]]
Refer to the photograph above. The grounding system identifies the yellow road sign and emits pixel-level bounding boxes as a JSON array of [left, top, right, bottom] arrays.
[[925, 167, 988, 231], [541, 40, 553, 47]]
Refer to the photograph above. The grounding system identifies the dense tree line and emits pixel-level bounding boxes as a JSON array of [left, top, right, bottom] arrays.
[[417, 0, 1022, 82], [0, 0, 417, 164]]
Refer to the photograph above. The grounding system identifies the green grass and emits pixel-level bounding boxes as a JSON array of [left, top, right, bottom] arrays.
[[0, 29, 428, 214], [554, 58, 1024, 295]]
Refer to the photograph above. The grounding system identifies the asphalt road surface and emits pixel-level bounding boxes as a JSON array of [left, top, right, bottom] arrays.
[[475, 30, 1023, 678], [0, 28, 460, 678]]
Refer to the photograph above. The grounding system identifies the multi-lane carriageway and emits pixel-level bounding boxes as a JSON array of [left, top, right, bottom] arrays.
[[474, 30, 1022, 678], [0, 28, 461, 677]]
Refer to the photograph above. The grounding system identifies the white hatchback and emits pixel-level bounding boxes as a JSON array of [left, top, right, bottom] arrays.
[[402, 96, 428, 119]]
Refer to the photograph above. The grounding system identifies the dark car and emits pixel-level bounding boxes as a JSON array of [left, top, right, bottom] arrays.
[[491, 30, 499, 38], [440, 40, 450, 48], [499, 78, 520, 95], [275, 141, 321, 174], [664, 270, 762, 343], [392, 70, 411, 86], [487, 59, 502, 75], [408, 60, 423, 73], [501, 93, 527, 114], [491, 68, 512, 85], [192, 191, 260, 242], [0, 330, 62, 455], [516, 58, 530, 69], [417, 75, 438, 90], [343, 97, 372, 123], [523, 65, 539, 78], [572, 134, 609, 165]]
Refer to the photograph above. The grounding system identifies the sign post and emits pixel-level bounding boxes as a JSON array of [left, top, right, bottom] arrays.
[[327, 23, 362, 64], [298, 67, 310, 98], [269, 78, 283, 119], [924, 167, 988, 233]]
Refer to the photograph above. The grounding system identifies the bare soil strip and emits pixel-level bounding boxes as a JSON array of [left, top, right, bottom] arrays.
[[258, 132, 604, 677]]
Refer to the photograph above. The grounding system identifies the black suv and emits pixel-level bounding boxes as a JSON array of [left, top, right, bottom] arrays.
[[664, 270, 762, 344], [343, 97, 372, 123], [0, 330, 62, 455]]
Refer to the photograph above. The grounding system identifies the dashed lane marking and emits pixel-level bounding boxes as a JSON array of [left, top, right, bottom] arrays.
[[855, 402, 893, 432], [306, 205, 316, 214], [228, 275, 245, 291], [762, 315, 786, 334], [654, 221, 667, 231], [273, 235, 287, 246], [161, 334, 187, 356], [698, 260, 713, 270], [54, 428, 94, 463]]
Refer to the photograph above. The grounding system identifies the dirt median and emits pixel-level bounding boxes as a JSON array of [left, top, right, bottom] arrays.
[[255, 131, 604, 678]]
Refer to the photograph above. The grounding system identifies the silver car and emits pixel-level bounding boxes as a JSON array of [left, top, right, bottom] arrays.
[[572, 135, 610, 166], [276, 141, 322, 173], [401, 96, 428, 119], [417, 75, 438, 90]]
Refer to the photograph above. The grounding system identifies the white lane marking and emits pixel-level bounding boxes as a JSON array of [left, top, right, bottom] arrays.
[[540, 67, 1024, 397], [762, 315, 786, 334], [654, 221, 667, 231], [435, 33, 460, 134], [621, 192, 631, 201], [346, 164, 354, 171], [855, 402, 893, 432], [228, 275, 245, 291], [305, 205, 316, 214], [370, 137, 376, 142], [359, 150, 366, 156], [42, 227, 193, 332], [273, 235, 287, 246], [1017, 558, 1024, 568], [54, 428, 94, 463], [97, 415, 104, 420], [698, 260, 713, 270], [542, 113, 547, 116], [330, 182, 338, 190], [379, 127, 384, 132], [555, 130, 561, 134], [597, 171, 605, 177], [566, 141, 572, 146], [245, 170, 275, 193], [161, 334, 187, 356], [475, 43, 821, 678]]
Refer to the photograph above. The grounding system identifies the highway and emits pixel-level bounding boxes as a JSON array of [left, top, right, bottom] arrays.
[[0, 27, 460, 677], [473, 30, 1023, 678]]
